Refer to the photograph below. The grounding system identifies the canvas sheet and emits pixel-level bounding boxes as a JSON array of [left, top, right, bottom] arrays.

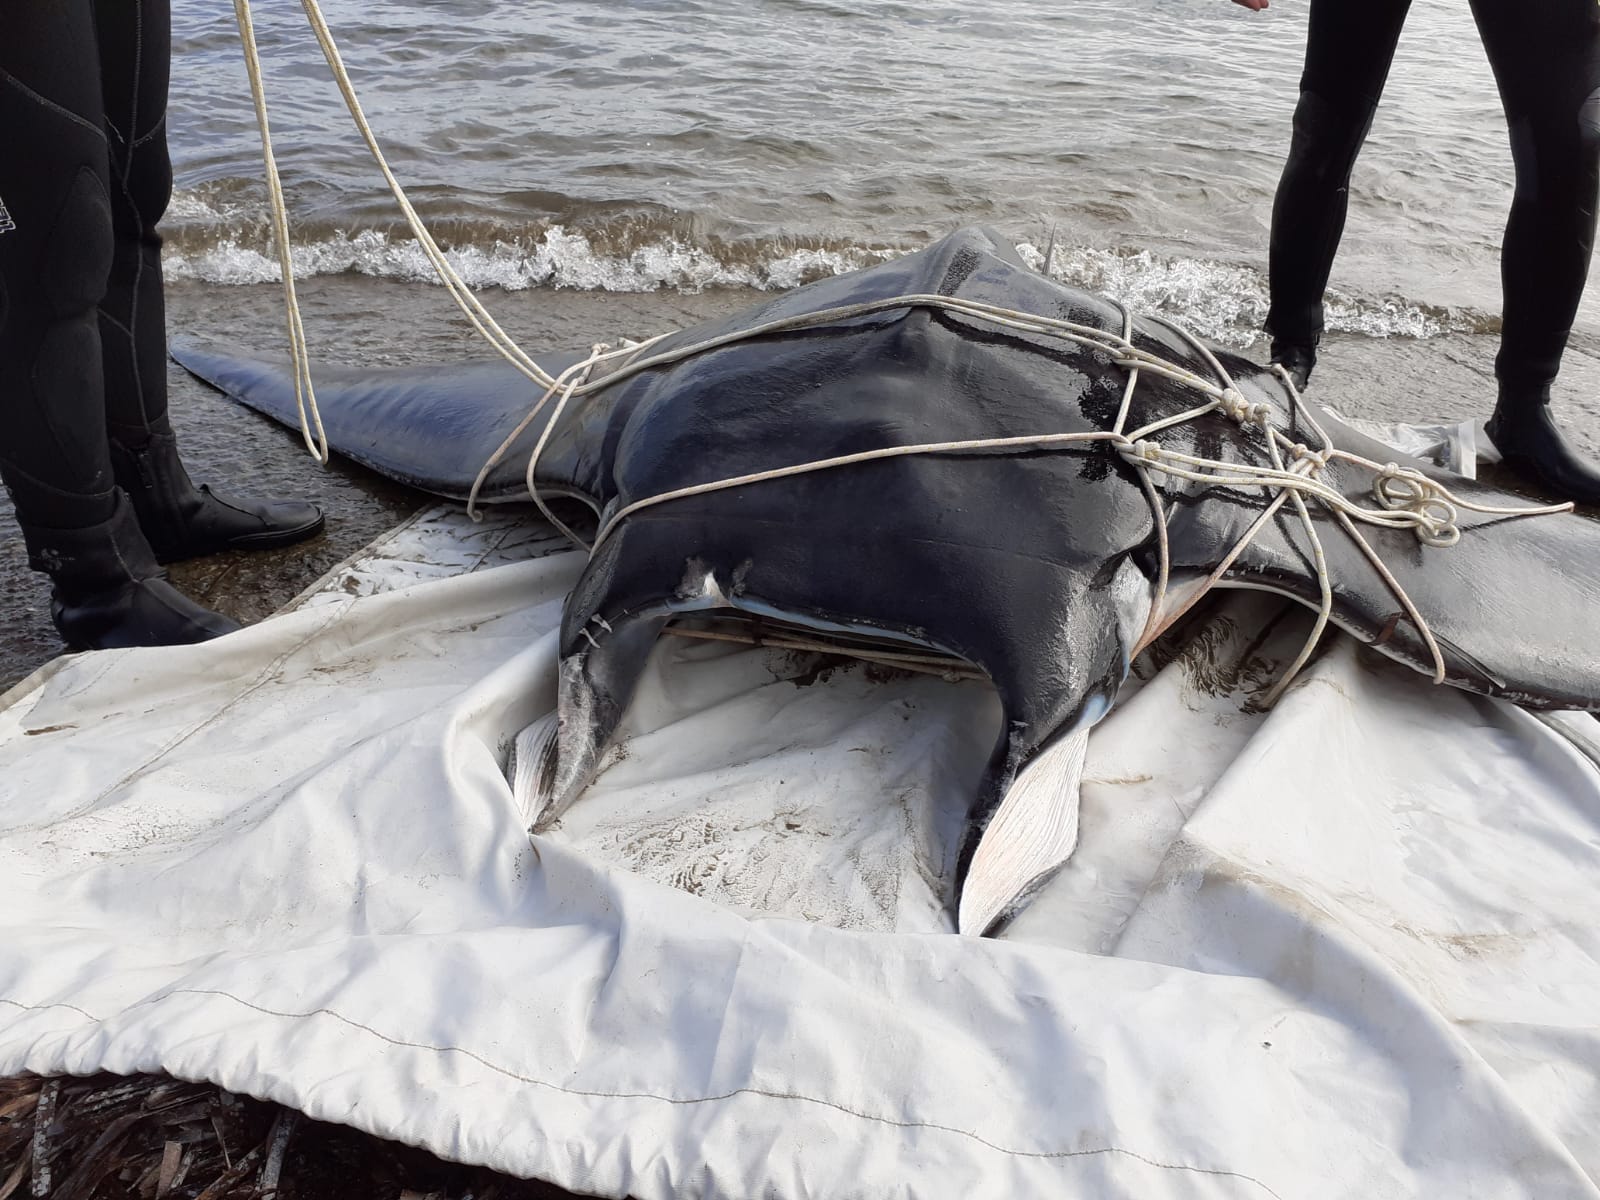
[[3, 464, 1600, 1198]]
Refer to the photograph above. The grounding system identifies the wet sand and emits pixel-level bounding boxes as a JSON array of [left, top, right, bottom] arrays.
[[4, 273, 1598, 692]]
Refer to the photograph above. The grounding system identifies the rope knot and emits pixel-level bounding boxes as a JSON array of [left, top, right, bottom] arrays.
[[1218, 388, 1251, 423], [1132, 439, 1161, 462], [1291, 442, 1329, 470], [1374, 463, 1461, 548]]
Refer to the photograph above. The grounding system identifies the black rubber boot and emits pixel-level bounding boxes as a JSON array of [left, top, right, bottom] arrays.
[[1485, 386, 1600, 506], [110, 431, 325, 563], [29, 491, 242, 650], [1269, 338, 1318, 393]]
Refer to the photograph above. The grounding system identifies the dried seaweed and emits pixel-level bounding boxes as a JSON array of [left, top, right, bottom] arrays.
[[0, 1075, 604, 1200]]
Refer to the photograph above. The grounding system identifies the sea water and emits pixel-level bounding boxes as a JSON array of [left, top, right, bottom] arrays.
[[164, 0, 1541, 348]]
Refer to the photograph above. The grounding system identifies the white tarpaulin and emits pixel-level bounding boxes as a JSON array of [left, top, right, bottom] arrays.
[[3, 438, 1600, 1197]]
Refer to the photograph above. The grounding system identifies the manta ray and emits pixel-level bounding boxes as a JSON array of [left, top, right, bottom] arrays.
[[173, 227, 1600, 934]]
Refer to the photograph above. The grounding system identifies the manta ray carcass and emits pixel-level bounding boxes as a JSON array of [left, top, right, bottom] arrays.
[[173, 227, 1600, 935]]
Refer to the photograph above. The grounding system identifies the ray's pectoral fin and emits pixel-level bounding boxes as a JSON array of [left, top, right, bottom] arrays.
[[170, 339, 591, 502], [953, 562, 1149, 937]]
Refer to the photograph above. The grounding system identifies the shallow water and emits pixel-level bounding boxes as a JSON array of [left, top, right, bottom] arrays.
[[165, 0, 1543, 344]]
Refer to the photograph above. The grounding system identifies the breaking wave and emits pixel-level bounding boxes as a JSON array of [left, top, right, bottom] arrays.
[[163, 226, 900, 295], [162, 190, 1485, 347], [1012, 243, 1467, 346]]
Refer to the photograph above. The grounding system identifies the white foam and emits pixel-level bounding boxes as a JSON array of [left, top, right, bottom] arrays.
[[159, 209, 1474, 343], [162, 221, 900, 294], [1016, 241, 1454, 346]]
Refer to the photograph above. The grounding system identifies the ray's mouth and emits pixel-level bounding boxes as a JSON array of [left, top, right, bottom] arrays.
[[660, 612, 986, 683]]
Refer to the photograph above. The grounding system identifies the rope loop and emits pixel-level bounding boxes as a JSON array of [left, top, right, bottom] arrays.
[[1374, 464, 1461, 547]]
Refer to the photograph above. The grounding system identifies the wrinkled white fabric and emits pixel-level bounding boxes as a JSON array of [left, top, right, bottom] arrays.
[[1, 502, 1598, 1200]]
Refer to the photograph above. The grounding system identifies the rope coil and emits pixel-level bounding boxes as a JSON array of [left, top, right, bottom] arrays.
[[1373, 465, 1462, 547]]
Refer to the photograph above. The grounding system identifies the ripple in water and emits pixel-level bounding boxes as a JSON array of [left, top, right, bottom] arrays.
[[163, 0, 1551, 336]]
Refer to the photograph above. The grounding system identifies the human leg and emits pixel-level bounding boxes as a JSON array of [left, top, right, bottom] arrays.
[[92, 0, 325, 561], [0, 2, 236, 648], [0, 3, 118, 533], [1266, 0, 1412, 388], [1472, 0, 1600, 504]]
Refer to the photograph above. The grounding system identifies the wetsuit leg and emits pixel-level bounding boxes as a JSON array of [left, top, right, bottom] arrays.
[[1473, 0, 1600, 504], [1470, 0, 1600, 392], [0, 2, 120, 536], [0, 4, 237, 647], [90, 0, 325, 562], [92, 0, 176, 446], [1266, 0, 1413, 356]]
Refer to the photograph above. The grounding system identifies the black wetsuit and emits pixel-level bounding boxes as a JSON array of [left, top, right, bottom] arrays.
[[0, 0, 320, 649], [1268, 0, 1600, 396], [0, 0, 175, 535]]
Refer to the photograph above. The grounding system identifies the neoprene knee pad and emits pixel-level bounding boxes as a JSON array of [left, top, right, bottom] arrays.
[[1286, 90, 1377, 178], [119, 144, 173, 233], [40, 165, 114, 320]]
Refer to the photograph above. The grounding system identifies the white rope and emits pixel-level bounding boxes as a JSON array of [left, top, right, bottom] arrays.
[[231, 0, 327, 463], [521, 342, 611, 548]]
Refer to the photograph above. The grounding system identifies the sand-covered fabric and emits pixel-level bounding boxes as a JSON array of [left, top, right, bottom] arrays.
[[1, 501, 1598, 1199]]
